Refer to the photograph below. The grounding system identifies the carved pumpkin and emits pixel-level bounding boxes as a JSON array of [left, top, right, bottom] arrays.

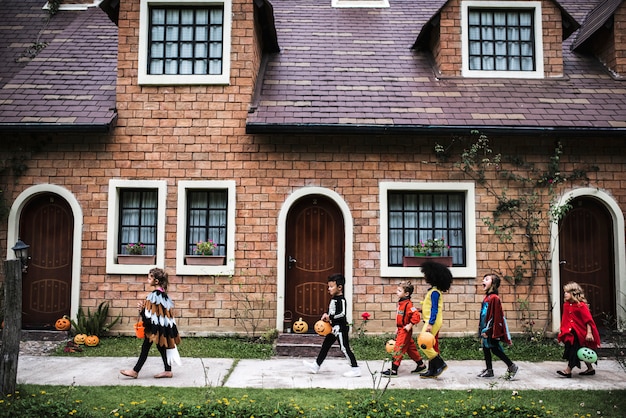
[[314, 320, 331, 336], [385, 339, 396, 354], [74, 333, 87, 345], [418, 332, 435, 350], [55, 316, 71, 331], [292, 317, 308, 334], [84, 335, 100, 347]]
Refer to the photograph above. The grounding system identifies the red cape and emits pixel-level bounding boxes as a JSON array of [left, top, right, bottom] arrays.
[[558, 301, 601, 349]]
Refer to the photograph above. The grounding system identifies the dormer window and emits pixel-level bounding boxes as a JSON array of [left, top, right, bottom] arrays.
[[461, 1, 544, 78]]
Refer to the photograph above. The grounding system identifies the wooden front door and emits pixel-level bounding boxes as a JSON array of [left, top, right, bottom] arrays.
[[559, 197, 615, 328], [285, 195, 344, 331], [19, 193, 74, 329]]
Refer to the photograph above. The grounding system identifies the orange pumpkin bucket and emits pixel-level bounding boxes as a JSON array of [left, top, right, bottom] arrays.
[[134, 321, 145, 339]]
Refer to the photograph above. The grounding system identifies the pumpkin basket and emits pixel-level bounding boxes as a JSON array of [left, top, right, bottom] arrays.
[[134, 320, 145, 339]]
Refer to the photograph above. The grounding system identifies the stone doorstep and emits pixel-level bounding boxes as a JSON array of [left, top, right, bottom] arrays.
[[274, 333, 344, 358]]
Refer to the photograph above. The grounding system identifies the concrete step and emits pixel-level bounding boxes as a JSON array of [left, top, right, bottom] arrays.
[[274, 333, 344, 358]]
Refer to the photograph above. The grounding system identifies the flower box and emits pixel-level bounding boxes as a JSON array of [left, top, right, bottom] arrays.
[[403, 256, 453, 267], [184, 255, 226, 266], [117, 255, 156, 265]]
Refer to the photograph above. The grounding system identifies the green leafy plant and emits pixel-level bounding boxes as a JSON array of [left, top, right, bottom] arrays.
[[124, 242, 145, 255], [70, 301, 120, 337], [193, 239, 216, 255]]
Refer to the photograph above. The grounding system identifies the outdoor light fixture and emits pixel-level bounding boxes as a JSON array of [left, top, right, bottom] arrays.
[[11, 238, 30, 273]]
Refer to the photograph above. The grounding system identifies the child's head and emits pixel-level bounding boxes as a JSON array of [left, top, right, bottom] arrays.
[[397, 281, 414, 299], [327, 273, 345, 296], [482, 273, 501, 294], [149, 268, 169, 291], [563, 281, 586, 303], [420, 261, 452, 292]]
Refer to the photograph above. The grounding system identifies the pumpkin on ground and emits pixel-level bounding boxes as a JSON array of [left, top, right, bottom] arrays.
[[385, 339, 396, 354], [314, 320, 331, 336], [84, 335, 100, 347], [292, 317, 308, 333], [74, 333, 87, 345], [54, 315, 71, 331]]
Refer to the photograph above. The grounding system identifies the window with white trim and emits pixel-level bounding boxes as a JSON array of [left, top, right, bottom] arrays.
[[106, 180, 167, 274], [380, 182, 477, 278], [461, 1, 544, 78], [176, 180, 236, 275], [138, 0, 232, 85]]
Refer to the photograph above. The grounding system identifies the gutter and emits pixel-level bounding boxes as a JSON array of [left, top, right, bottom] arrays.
[[0, 117, 117, 134], [246, 123, 626, 137]]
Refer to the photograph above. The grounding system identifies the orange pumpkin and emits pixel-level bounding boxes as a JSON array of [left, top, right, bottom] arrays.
[[292, 317, 308, 334], [74, 333, 87, 345], [385, 339, 396, 354], [55, 316, 71, 331], [314, 320, 331, 336], [418, 332, 435, 350], [134, 321, 145, 339], [84, 335, 100, 347]]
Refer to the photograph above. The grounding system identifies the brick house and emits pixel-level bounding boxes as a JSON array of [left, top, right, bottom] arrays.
[[1, 0, 625, 338]]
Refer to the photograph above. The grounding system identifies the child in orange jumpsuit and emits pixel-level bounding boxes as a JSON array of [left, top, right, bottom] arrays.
[[382, 281, 426, 376]]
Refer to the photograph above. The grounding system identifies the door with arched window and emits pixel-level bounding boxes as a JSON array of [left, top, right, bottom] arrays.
[[19, 193, 74, 329]]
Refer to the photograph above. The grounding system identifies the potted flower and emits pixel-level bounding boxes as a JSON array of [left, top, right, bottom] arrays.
[[426, 237, 449, 256], [118, 242, 155, 265], [406, 241, 429, 256], [185, 240, 224, 266]]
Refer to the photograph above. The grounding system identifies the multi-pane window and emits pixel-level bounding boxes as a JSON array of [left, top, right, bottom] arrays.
[[148, 6, 224, 76], [468, 8, 535, 71], [186, 190, 227, 256], [388, 191, 465, 266], [118, 189, 158, 255]]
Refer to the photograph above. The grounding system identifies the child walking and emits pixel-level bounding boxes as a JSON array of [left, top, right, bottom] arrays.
[[557, 282, 601, 377], [121, 268, 181, 379], [478, 273, 518, 379], [382, 281, 426, 376], [304, 273, 361, 377], [418, 261, 452, 378]]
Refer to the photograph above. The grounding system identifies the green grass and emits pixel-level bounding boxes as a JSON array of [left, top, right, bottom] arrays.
[[55, 334, 564, 362]]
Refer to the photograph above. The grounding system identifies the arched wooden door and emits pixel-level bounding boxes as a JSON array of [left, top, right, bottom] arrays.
[[559, 197, 615, 329], [285, 195, 345, 331], [19, 193, 74, 329]]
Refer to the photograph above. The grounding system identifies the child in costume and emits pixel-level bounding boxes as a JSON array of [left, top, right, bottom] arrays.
[[382, 281, 426, 376], [417, 261, 452, 378], [557, 281, 601, 377], [478, 273, 518, 379], [303, 273, 361, 377], [121, 268, 181, 379]]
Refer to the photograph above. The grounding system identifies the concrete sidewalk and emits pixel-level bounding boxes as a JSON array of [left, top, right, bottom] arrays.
[[17, 356, 626, 390]]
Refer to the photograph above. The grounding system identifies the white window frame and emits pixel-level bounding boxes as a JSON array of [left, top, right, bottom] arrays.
[[106, 180, 167, 274], [176, 180, 236, 275], [461, 1, 544, 79], [138, 0, 232, 85], [380, 182, 477, 278]]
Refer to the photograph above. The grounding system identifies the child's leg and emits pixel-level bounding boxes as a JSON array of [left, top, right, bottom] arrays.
[[132, 338, 153, 372], [489, 341, 513, 368], [483, 347, 493, 370], [156, 344, 172, 372], [316, 333, 337, 366], [402, 331, 423, 364], [392, 328, 410, 366], [336, 326, 358, 367]]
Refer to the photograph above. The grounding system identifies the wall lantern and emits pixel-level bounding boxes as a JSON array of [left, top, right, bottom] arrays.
[[11, 239, 30, 273]]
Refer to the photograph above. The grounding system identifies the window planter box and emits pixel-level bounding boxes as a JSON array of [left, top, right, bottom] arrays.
[[184, 255, 226, 266], [117, 255, 156, 265], [403, 256, 453, 267]]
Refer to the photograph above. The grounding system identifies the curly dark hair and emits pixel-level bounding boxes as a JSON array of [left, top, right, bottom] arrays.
[[420, 261, 452, 292]]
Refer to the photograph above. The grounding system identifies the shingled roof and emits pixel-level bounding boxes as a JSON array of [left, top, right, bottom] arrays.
[[247, 0, 626, 134], [0, 1, 117, 132]]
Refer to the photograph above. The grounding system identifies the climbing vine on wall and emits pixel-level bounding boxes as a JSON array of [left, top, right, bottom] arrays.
[[434, 130, 599, 333]]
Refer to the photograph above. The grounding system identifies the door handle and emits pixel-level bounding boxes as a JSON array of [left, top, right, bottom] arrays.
[[288, 256, 297, 269]]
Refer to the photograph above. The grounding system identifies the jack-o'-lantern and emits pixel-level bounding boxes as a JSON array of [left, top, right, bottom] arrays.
[[85, 335, 100, 347], [385, 339, 396, 353], [314, 320, 331, 336], [418, 332, 435, 350], [55, 315, 71, 331], [74, 333, 87, 345], [292, 317, 308, 334]]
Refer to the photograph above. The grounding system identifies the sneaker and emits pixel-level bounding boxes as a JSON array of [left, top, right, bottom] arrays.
[[303, 360, 319, 374], [343, 367, 361, 377], [478, 369, 494, 378], [381, 368, 398, 377], [504, 364, 519, 380], [411, 363, 427, 373]]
